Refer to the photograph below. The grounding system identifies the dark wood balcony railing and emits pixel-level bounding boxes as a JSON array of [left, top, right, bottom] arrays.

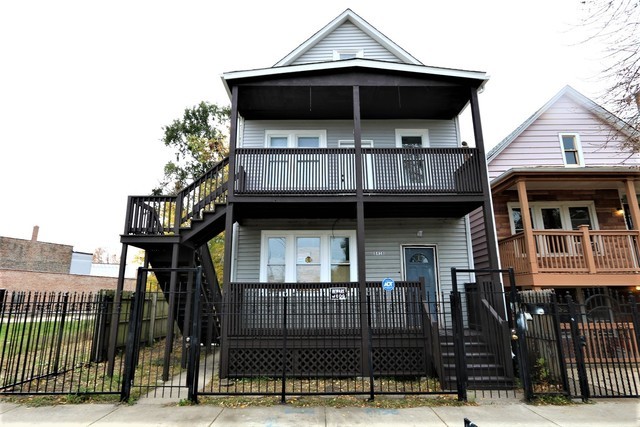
[[124, 158, 229, 236], [224, 281, 424, 337], [234, 147, 482, 195], [498, 227, 640, 275]]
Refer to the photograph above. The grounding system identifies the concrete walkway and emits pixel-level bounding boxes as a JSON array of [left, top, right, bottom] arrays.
[[0, 397, 638, 426]]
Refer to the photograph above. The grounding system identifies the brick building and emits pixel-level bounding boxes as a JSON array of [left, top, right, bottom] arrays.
[[0, 226, 135, 293]]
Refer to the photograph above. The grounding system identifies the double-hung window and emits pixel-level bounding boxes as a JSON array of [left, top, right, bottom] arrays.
[[559, 133, 583, 166], [264, 130, 327, 190], [265, 130, 326, 148], [261, 231, 357, 283]]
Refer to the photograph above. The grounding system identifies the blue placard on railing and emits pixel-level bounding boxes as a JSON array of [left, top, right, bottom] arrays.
[[382, 278, 395, 291]]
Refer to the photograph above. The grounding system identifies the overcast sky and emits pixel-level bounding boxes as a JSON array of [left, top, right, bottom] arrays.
[[0, 0, 608, 256]]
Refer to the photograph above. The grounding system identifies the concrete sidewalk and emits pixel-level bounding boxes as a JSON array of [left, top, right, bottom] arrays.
[[0, 397, 638, 426]]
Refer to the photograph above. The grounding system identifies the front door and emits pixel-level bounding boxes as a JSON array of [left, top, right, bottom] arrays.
[[403, 246, 437, 313]]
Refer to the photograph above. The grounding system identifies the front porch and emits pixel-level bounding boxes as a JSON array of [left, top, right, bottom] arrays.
[[492, 167, 640, 288]]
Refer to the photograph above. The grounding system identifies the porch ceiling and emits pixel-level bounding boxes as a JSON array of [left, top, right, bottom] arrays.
[[230, 68, 478, 120], [492, 167, 640, 195]]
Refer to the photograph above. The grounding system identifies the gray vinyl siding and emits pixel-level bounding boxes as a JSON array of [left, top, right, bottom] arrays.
[[232, 218, 473, 292], [241, 120, 459, 148], [292, 22, 401, 65]]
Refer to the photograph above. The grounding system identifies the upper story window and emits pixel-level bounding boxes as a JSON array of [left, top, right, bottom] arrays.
[[265, 130, 327, 148], [559, 133, 583, 166], [333, 49, 364, 60], [395, 129, 429, 148]]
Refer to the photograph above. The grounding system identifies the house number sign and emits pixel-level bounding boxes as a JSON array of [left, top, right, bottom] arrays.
[[330, 287, 347, 301]]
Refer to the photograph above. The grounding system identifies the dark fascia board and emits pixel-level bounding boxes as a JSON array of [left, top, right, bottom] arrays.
[[221, 59, 488, 99]]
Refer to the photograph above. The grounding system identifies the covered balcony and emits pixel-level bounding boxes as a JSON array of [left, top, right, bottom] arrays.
[[234, 146, 482, 196]]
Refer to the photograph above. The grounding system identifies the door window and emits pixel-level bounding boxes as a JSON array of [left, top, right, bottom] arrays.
[[403, 246, 437, 314]]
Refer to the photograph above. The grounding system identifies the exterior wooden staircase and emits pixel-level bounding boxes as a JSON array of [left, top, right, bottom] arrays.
[[120, 157, 230, 343]]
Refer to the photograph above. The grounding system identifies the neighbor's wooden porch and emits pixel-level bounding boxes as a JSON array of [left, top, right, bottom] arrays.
[[499, 226, 640, 287]]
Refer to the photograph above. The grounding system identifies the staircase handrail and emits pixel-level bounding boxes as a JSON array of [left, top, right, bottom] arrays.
[[176, 157, 230, 226], [479, 297, 514, 380]]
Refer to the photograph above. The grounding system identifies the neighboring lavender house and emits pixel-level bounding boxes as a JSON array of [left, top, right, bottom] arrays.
[[471, 85, 640, 299]]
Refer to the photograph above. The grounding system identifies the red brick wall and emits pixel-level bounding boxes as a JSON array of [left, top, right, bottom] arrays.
[[0, 269, 136, 293], [0, 237, 73, 273]]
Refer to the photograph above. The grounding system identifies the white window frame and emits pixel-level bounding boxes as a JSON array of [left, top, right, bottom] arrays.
[[332, 49, 364, 60], [395, 129, 430, 148], [260, 230, 358, 282], [265, 130, 327, 148], [507, 201, 598, 234], [558, 133, 584, 167]]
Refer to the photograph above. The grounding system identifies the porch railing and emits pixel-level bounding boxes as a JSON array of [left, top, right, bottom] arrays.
[[234, 147, 482, 195], [498, 228, 640, 275]]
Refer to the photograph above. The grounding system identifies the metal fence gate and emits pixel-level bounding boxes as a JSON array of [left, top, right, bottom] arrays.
[[517, 288, 640, 400]]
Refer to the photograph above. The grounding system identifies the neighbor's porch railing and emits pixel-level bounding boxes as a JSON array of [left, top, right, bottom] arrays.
[[498, 227, 640, 275], [234, 147, 482, 195]]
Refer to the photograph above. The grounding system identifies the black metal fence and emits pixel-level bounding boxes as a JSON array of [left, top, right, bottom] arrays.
[[518, 288, 640, 400], [0, 290, 125, 396], [3, 269, 639, 404]]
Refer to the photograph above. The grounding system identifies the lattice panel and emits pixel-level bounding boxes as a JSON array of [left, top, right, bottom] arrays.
[[372, 347, 425, 373], [228, 347, 361, 377], [295, 348, 360, 375], [228, 348, 292, 375]]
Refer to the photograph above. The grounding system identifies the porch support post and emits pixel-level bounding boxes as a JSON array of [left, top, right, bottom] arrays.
[[624, 178, 640, 232], [516, 180, 538, 275], [353, 85, 371, 376], [469, 88, 500, 275], [107, 243, 128, 376], [227, 85, 239, 203]]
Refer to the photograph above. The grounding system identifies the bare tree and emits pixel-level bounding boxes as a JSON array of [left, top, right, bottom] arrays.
[[93, 247, 120, 264], [580, 0, 640, 148]]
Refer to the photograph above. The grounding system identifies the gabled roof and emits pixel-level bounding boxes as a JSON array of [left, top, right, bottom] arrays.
[[273, 9, 423, 67], [487, 85, 638, 162]]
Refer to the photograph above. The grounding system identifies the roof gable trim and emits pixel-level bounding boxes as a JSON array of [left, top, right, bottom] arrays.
[[487, 85, 638, 162], [273, 9, 423, 67]]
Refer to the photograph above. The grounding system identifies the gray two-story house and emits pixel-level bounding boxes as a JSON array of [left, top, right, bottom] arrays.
[[117, 9, 505, 388]]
